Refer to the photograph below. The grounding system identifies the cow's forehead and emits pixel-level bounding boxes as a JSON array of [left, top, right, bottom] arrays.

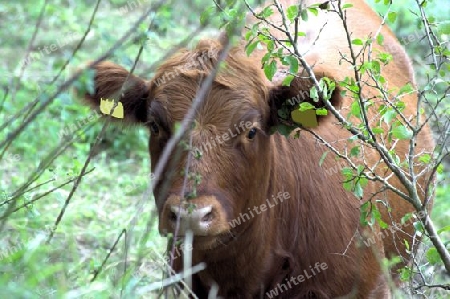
[[148, 43, 269, 127], [150, 80, 262, 129]]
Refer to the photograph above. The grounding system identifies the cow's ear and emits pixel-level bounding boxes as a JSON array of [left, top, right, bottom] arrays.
[[266, 68, 343, 132], [82, 61, 150, 124]]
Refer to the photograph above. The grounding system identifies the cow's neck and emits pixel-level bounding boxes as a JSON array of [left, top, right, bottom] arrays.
[[189, 136, 291, 296], [192, 131, 351, 296]]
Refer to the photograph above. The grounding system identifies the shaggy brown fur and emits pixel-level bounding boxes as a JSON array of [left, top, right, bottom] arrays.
[[82, 0, 434, 298]]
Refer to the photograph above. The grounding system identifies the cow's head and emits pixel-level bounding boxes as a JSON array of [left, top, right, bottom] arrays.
[[82, 39, 341, 250]]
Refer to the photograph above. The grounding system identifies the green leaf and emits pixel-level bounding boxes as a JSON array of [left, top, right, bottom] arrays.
[[372, 127, 384, 134], [282, 75, 295, 86], [404, 239, 410, 251], [244, 30, 253, 41], [266, 40, 274, 52], [274, 124, 297, 137], [259, 6, 274, 18], [383, 109, 397, 124], [298, 102, 315, 111], [319, 82, 327, 102], [392, 125, 413, 140], [200, 6, 215, 26], [351, 101, 361, 117], [378, 52, 392, 64], [437, 163, 444, 174], [352, 39, 363, 46], [308, 7, 318, 16], [371, 60, 381, 74], [342, 3, 353, 9], [413, 221, 424, 233], [426, 248, 441, 265], [376, 33, 384, 45], [380, 220, 389, 229], [284, 56, 299, 74], [257, 32, 270, 43], [246, 40, 259, 56], [297, 31, 306, 37], [286, 5, 299, 22], [360, 201, 370, 226], [315, 107, 328, 116], [310, 86, 319, 100], [291, 109, 318, 127], [388, 11, 397, 24], [354, 181, 364, 198], [418, 153, 431, 164], [261, 52, 271, 64], [319, 151, 328, 166], [437, 225, 450, 234], [343, 181, 353, 192], [319, 77, 335, 100], [341, 167, 353, 178], [300, 9, 308, 21], [372, 207, 388, 229], [399, 83, 414, 95], [350, 146, 360, 157], [399, 267, 411, 281], [264, 60, 277, 81]]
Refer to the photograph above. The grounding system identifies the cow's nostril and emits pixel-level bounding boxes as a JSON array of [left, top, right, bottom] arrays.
[[201, 211, 213, 223]]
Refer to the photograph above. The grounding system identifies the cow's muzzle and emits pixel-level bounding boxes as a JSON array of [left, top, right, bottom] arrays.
[[159, 195, 229, 238]]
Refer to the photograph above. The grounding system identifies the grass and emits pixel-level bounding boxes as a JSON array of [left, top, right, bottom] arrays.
[[0, 1, 196, 297]]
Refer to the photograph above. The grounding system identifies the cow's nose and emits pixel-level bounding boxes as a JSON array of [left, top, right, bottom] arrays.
[[159, 194, 229, 238], [169, 205, 214, 236]]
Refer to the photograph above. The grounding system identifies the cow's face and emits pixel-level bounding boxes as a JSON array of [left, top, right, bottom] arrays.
[[146, 42, 275, 250], [82, 40, 339, 250]]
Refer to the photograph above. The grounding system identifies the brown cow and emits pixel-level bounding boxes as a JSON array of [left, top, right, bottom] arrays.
[[82, 0, 434, 298]]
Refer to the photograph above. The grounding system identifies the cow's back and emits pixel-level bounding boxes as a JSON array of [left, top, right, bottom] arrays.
[[295, 0, 435, 267]]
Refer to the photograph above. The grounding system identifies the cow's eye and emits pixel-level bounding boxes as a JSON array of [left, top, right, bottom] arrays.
[[150, 121, 159, 135], [247, 128, 257, 140]]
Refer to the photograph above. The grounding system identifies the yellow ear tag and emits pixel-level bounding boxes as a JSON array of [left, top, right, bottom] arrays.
[[100, 98, 124, 119], [291, 109, 318, 127]]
